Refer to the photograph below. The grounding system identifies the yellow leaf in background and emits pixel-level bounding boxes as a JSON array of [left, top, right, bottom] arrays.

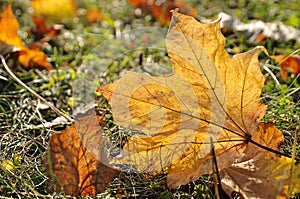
[[1, 160, 16, 171], [1, 154, 21, 171], [67, 96, 76, 107], [13, 154, 21, 165], [30, 0, 77, 23]]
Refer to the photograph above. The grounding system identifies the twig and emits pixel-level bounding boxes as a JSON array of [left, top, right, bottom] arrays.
[[286, 87, 300, 98], [0, 55, 73, 123]]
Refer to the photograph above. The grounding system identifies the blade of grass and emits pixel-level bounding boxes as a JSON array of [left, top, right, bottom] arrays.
[[287, 127, 298, 197]]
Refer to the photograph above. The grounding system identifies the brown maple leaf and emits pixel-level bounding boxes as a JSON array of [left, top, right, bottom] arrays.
[[97, 11, 300, 198], [0, 4, 52, 70], [43, 108, 120, 196]]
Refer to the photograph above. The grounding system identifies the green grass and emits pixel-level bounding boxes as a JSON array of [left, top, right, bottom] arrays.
[[0, 0, 299, 198]]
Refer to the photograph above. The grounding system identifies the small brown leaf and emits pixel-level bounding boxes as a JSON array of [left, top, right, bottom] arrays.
[[44, 108, 120, 196]]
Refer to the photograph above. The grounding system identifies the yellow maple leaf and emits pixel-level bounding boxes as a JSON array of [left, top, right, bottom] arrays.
[[98, 9, 267, 175], [97, 11, 299, 198]]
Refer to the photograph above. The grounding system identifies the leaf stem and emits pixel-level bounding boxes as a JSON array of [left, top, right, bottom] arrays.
[[249, 138, 300, 161], [0, 55, 73, 123]]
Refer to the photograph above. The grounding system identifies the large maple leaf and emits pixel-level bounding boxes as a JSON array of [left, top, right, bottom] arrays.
[[97, 11, 299, 198]]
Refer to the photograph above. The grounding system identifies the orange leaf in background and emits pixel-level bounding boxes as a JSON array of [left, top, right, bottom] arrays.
[[0, 4, 22, 48], [85, 8, 104, 23], [32, 15, 63, 41], [18, 49, 50, 69], [0, 4, 51, 70], [44, 108, 120, 196], [270, 54, 300, 80], [128, 0, 196, 25], [255, 33, 268, 43], [30, 0, 77, 23]]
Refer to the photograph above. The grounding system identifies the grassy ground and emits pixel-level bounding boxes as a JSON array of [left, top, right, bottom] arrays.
[[0, 0, 299, 198]]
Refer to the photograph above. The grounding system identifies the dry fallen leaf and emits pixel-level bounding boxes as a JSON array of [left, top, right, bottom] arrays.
[[128, 0, 196, 25], [97, 11, 300, 198], [0, 4, 51, 70], [220, 123, 300, 199], [30, 0, 77, 23], [270, 54, 300, 80], [98, 9, 266, 181], [44, 108, 120, 196]]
